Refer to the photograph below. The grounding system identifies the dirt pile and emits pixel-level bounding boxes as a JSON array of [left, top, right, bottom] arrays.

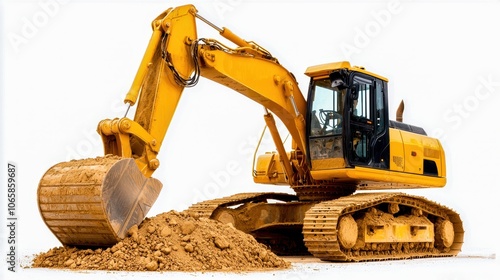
[[32, 210, 290, 271]]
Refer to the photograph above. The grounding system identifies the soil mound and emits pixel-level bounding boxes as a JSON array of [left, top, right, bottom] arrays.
[[32, 210, 290, 271]]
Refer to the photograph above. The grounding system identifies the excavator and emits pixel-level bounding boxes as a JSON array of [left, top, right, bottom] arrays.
[[38, 4, 463, 261]]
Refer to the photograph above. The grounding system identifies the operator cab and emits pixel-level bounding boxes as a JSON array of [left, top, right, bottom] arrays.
[[306, 61, 390, 171]]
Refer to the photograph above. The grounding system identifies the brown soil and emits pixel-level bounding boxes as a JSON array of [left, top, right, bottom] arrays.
[[32, 210, 290, 271]]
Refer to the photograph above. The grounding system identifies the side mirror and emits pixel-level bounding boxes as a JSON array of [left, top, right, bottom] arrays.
[[350, 84, 359, 100], [329, 72, 347, 90], [331, 79, 345, 89]]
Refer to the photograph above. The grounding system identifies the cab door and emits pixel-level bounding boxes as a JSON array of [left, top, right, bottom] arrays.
[[345, 74, 389, 169]]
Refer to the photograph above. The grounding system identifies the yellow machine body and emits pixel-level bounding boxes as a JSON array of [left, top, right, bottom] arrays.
[[255, 127, 446, 188], [255, 62, 446, 191]]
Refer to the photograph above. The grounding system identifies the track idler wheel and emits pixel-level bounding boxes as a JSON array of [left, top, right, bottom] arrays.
[[435, 219, 455, 250], [38, 156, 162, 247], [337, 215, 358, 249]]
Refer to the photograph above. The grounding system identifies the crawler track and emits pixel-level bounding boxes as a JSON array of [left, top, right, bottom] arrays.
[[187, 192, 463, 261], [303, 192, 464, 261]]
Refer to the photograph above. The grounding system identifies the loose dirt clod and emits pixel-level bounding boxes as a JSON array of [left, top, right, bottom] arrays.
[[32, 210, 290, 271]]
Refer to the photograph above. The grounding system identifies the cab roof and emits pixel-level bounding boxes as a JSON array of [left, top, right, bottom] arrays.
[[304, 61, 388, 82]]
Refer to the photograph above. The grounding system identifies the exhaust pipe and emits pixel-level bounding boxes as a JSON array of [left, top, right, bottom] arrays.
[[396, 100, 404, 122]]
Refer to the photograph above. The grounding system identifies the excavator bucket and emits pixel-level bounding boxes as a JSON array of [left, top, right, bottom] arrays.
[[37, 156, 162, 247]]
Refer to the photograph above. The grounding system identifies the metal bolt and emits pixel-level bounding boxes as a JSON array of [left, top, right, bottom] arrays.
[[149, 159, 160, 169]]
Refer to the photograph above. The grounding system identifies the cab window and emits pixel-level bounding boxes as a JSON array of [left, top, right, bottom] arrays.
[[310, 78, 345, 136], [352, 75, 372, 121]]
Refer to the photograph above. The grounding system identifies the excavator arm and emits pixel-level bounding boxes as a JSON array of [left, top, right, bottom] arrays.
[[99, 4, 308, 182], [38, 4, 310, 247]]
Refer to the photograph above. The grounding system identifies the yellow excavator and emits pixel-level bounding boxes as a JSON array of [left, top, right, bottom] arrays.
[[38, 4, 463, 261]]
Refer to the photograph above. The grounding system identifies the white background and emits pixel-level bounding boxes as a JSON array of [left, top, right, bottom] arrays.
[[1, 0, 499, 279]]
